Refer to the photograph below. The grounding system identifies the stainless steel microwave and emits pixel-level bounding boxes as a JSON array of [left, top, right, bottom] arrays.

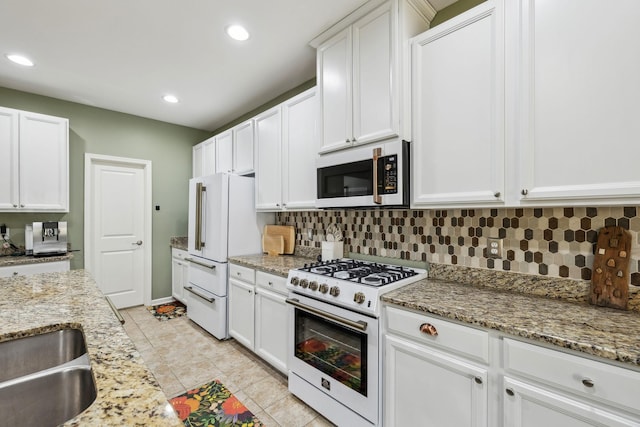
[[316, 139, 410, 209]]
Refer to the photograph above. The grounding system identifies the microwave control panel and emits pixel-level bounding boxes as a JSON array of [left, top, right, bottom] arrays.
[[378, 155, 398, 194]]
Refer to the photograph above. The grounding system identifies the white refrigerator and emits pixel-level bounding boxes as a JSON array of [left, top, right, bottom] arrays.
[[187, 173, 269, 339]]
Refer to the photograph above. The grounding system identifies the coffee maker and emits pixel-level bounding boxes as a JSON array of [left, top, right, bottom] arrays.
[[32, 221, 68, 256]]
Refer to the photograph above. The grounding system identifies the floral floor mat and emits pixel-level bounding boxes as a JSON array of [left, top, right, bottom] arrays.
[[169, 379, 263, 426], [147, 300, 187, 321]]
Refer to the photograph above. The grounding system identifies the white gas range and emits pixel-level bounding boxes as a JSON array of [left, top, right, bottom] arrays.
[[286, 258, 427, 427]]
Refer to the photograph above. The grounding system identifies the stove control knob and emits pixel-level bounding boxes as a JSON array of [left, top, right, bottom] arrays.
[[300, 279, 309, 289], [354, 292, 366, 304], [319, 284, 329, 294], [329, 286, 340, 297], [309, 281, 318, 291], [291, 277, 300, 286]]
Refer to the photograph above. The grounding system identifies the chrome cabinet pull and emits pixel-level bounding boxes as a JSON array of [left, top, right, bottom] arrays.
[[419, 323, 438, 336]]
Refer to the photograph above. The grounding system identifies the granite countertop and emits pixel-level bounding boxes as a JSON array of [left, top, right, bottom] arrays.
[[0, 252, 73, 267], [169, 236, 187, 251], [0, 270, 182, 426], [382, 264, 640, 368], [229, 254, 316, 277]]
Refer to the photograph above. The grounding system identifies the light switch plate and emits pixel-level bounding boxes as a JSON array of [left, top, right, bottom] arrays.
[[487, 237, 503, 259]]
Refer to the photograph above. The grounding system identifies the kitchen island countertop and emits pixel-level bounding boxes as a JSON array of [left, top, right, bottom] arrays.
[[0, 252, 73, 267], [382, 275, 640, 368], [0, 270, 182, 426]]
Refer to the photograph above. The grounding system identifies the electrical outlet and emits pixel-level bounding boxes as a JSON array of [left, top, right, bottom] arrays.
[[0, 225, 7, 240], [487, 237, 503, 259]]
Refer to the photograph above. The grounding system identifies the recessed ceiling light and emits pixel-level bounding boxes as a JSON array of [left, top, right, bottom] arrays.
[[163, 94, 179, 103], [225, 25, 250, 41], [6, 54, 34, 67]]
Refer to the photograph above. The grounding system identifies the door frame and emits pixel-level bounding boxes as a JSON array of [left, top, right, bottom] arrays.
[[84, 153, 152, 306]]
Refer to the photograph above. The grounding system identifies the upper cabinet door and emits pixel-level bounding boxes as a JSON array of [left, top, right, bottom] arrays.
[[282, 88, 318, 209], [233, 120, 254, 175], [18, 111, 68, 211], [412, 0, 505, 207], [216, 130, 233, 174], [0, 107, 19, 209], [254, 107, 283, 210], [512, 0, 640, 204], [192, 142, 203, 178], [318, 27, 352, 153], [352, 1, 397, 146], [202, 136, 216, 176]]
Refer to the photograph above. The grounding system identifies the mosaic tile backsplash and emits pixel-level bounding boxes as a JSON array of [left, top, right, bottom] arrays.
[[277, 206, 640, 287]]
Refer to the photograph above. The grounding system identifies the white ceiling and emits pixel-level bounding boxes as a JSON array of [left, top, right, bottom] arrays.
[[0, 0, 454, 132]]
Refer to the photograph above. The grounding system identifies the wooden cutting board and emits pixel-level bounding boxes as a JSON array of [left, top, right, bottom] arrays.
[[264, 225, 295, 254], [262, 234, 285, 256], [589, 226, 631, 310]]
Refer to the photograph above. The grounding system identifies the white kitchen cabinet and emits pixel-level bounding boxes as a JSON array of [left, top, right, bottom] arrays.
[[0, 260, 70, 278], [254, 271, 289, 374], [509, 0, 640, 205], [0, 107, 68, 212], [502, 338, 640, 426], [192, 142, 203, 178], [170, 248, 188, 304], [228, 273, 255, 349], [255, 87, 318, 211], [233, 120, 254, 175], [216, 130, 234, 174], [411, 0, 505, 208], [229, 263, 289, 374], [312, 0, 434, 154], [215, 120, 254, 176], [383, 306, 489, 427]]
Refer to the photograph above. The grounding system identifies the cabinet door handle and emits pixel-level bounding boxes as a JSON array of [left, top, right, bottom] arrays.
[[505, 388, 515, 396], [494, 192, 501, 198], [345, 139, 350, 143], [521, 189, 529, 196], [13, 204, 17, 208], [474, 377, 483, 385], [419, 323, 438, 336], [582, 378, 595, 388], [268, 281, 273, 286]]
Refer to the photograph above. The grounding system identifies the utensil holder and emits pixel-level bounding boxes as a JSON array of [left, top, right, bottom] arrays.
[[322, 241, 343, 261]]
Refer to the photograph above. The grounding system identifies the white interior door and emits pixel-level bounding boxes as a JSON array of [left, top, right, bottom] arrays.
[[85, 154, 152, 308]]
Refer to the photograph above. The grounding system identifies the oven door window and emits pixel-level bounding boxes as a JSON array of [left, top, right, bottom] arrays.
[[294, 308, 367, 396], [317, 159, 373, 198]]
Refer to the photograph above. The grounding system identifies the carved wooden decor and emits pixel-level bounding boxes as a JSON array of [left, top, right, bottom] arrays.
[[589, 226, 631, 310]]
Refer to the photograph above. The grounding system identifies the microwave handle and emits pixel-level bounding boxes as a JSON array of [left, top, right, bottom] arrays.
[[372, 148, 382, 204]]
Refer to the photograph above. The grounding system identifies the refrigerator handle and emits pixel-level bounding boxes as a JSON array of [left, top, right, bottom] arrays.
[[195, 182, 206, 250]]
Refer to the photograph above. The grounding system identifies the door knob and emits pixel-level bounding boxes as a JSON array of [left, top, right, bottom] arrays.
[[132, 240, 143, 246]]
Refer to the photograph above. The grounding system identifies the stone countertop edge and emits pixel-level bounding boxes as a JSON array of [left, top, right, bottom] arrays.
[[169, 236, 188, 251], [0, 252, 74, 267], [0, 270, 182, 426], [382, 267, 640, 368], [229, 253, 316, 277]]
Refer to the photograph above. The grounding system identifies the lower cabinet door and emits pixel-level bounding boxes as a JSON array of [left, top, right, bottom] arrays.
[[228, 278, 255, 349], [254, 287, 288, 374], [384, 334, 488, 427], [503, 377, 640, 427]]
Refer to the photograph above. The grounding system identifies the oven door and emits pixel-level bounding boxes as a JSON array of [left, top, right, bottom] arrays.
[[315, 139, 409, 209], [287, 294, 379, 423]]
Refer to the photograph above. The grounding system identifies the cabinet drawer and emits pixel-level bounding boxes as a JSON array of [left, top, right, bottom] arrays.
[[255, 271, 287, 295], [503, 338, 640, 415], [384, 306, 489, 364], [229, 263, 255, 284], [171, 248, 188, 260]]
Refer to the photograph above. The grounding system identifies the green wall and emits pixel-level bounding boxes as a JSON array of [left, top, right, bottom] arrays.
[[0, 86, 211, 300], [431, 0, 486, 27]]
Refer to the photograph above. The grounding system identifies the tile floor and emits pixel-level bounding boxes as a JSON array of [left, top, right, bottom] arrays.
[[121, 306, 334, 427]]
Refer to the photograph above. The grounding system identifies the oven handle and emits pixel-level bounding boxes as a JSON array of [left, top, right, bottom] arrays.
[[286, 298, 368, 332]]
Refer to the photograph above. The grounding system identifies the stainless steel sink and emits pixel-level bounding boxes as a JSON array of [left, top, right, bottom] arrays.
[[0, 328, 97, 427], [0, 366, 97, 427], [0, 328, 87, 382]]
